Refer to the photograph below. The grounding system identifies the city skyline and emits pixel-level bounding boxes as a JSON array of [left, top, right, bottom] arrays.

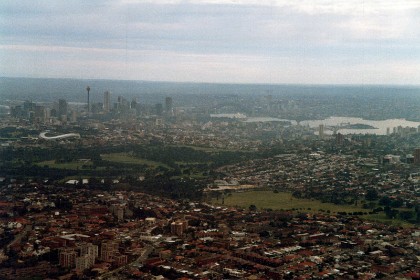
[[1, 0, 420, 85]]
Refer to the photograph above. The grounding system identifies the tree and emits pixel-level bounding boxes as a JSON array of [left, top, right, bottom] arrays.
[[390, 199, 403, 208], [415, 204, 420, 223], [365, 189, 378, 201], [88, 177, 100, 188], [292, 190, 302, 198], [399, 211, 413, 221], [259, 230, 270, 238], [384, 207, 399, 219], [379, 196, 391, 206], [249, 204, 257, 212]]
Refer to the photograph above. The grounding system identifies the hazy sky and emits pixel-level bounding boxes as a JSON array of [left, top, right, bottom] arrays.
[[1, 0, 419, 84]]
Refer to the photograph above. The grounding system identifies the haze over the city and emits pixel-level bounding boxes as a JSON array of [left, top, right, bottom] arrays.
[[1, 0, 420, 85]]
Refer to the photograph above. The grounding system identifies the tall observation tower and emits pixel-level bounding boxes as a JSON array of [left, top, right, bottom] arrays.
[[86, 86, 91, 114]]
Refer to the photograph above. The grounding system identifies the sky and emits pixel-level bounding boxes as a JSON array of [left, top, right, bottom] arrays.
[[1, 0, 419, 85]]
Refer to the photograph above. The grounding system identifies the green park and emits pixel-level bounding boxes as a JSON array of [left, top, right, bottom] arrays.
[[212, 190, 416, 227]]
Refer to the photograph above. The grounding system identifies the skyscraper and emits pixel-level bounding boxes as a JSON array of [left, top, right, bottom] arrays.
[[58, 99, 68, 120], [34, 105, 45, 122], [414, 148, 420, 165], [86, 86, 90, 114], [319, 124, 324, 138], [165, 97, 173, 116], [104, 91, 111, 112], [131, 98, 137, 110], [155, 103, 163, 116]]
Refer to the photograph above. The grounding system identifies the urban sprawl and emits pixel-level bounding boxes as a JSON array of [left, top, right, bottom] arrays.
[[0, 89, 419, 279]]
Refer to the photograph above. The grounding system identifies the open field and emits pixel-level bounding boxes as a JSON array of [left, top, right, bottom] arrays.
[[212, 190, 415, 226], [168, 144, 242, 153], [101, 153, 170, 169], [214, 190, 366, 213], [36, 160, 93, 170], [172, 173, 207, 180], [360, 213, 414, 227]]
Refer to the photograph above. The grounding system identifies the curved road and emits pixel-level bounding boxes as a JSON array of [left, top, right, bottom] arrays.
[[39, 131, 80, 140]]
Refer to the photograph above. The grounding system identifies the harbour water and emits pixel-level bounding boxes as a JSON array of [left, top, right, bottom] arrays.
[[300, 116, 420, 135], [214, 115, 420, 135]]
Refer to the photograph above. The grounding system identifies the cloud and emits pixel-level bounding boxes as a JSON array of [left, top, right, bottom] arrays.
[[0, 0, 419, 84]]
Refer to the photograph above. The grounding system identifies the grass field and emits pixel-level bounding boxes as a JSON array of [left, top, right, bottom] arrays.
[[360, 213, 414, 227], [36, 160, 92, 170], [168, 144, 241, 153], [101, 153, 170, 169], [214, 190, 367, 213], [212, 190, 415, 226]]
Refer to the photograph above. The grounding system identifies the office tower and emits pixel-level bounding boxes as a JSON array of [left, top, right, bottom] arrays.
[[414, 148, 420, 165], [50, 108, 57, 118], [117, 96, 130, 112], [70, 111, 77, 123], [28, 111, 35, 123], [43, 108, 50, 120], [86, 86, 90, 114], [34, 105, 45, 122], [155, 103, 163, 116], [319, 124, 324, 138], [104, 91, 111, 112], [265, 94, 272, 112], [58, 99, 68, 120], [336, 133, 344, 145], [165, 97, 173, 116], [23, 100, 35, 112], [131, 98, 137, 110]]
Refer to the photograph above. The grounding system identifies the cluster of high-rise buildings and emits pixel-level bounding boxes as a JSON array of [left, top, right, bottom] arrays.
[[387, 125, 420, 136], [58, 239, 127, 271], [59, 241, 98, 271], [10, 90, 175, 124], [11, 100, 76, 124]]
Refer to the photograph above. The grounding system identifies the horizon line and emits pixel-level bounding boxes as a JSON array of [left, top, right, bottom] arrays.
[[1, 75, 420, 88]]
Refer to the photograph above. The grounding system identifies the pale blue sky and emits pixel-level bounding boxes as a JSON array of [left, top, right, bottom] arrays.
[[1, 0, 419, 84]]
